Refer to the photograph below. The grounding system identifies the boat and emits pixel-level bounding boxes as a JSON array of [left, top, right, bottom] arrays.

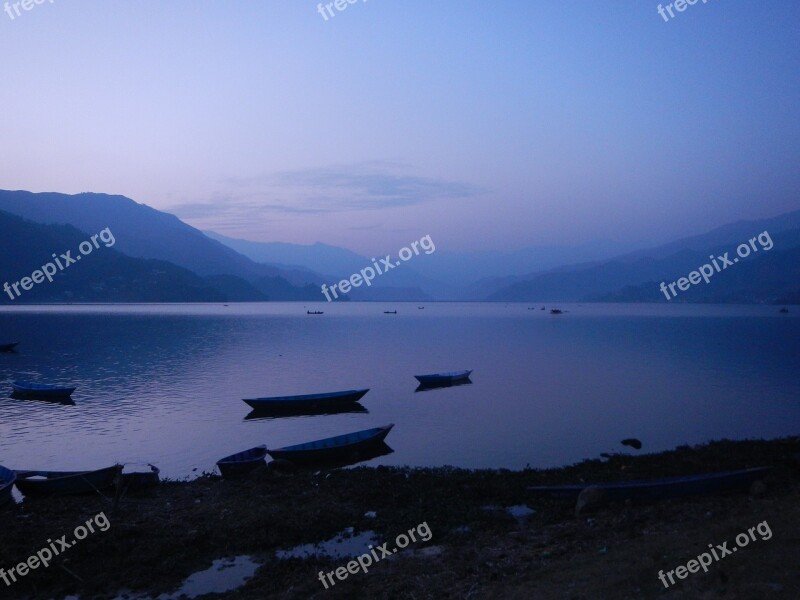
[[121, 464, 160, 490], [0, 465, 16, 506], [550, 309, 563, 314], [384, 310, 397, 314], [0, 342, 18, 352], [244, 402, 368, 421], [307, 311, 324, 315], [216, 445, 268, 479], [13, 465, 122, 496], [12, 380, 76, 398], [242, 388, 369, 411], [527, 467, 771, 502], [414, 370, 472, 386], [267, 424, 394, 464]]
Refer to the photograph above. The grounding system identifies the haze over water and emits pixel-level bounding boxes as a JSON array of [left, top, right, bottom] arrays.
[[0, 303, 797, 479]]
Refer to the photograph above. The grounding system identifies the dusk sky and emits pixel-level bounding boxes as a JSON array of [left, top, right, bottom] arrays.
[[1, 1, 798, 255]]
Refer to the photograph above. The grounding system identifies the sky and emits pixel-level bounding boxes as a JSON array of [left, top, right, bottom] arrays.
[[0, 1, 798, 255]]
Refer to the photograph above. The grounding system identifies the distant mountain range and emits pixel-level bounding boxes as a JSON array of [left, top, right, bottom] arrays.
[[0, 189, 796, 304]]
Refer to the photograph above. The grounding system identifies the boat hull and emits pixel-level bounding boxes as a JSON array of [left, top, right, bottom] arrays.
[[14, 465, 122, 496], [268, 424, 394, 464], [217, 446, 268, 479], [0, 342, 18, 352], [414, 370, 472, 385], [243, 389, 369, 411], [527, 467, 771, 502], [12, 381, 76, 398], [0, 465, 16, 507]]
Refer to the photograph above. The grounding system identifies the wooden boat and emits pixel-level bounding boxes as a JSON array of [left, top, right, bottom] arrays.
[[527, 467, 771, 502], [307, 311, 324, 315], [243, 388, 369, 411], [384, 310, 397, 314], [121, 464, 160, 490], [217, 445, 268, 479], [244, 402, 368, 421], [0, 342, 18, 352], [12, 381, 76, 398], [550, 309, 563, 314], [414, 370, 472, 386], [0, 465, 16, 506], [14, 465, 122, 496], [267, 424, 394, 464]]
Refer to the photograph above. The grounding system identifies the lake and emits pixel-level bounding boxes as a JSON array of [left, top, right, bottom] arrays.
[[0, 302, 797, 479]]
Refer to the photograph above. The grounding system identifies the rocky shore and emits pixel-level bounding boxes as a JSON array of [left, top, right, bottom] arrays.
[[2, 437, 798, 599]]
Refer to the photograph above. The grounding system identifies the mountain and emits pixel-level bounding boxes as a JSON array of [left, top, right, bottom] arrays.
[[0, 210, 234, 302], [0, 190, 322, 300], [206, 230, 449, 299], [488, 209, 800, 304]]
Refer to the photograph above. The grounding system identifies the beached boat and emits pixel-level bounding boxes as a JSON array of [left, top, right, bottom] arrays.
[[0, 342, 18, 352], [243, 388, 369, 411], [121, 464, 161, 490], [12, 381, 76, 398], [267, 424, 394, 464], [414, 370, 472, 386], [14, 465, 122, 496], [217, 446, 268, 479], [0, 465, 16, 506], [527, 467, 771, 502]]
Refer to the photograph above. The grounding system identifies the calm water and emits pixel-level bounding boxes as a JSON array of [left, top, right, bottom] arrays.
[[0, 303, 798, 479]]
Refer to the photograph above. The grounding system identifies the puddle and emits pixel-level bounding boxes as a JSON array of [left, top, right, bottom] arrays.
[[112, 555, 259, 600], [506, 505, 536, 519], [276, 527, 378, 560]]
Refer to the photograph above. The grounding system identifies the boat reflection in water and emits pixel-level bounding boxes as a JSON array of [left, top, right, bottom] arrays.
[[244, 402, 368, 421], [10, 392, 76, 406], [414, 378, 473, 393]]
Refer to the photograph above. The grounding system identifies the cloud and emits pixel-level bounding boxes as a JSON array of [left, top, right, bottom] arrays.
[[167, 162, 480, 225]]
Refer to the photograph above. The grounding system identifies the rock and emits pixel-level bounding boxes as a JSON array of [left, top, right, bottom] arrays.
[[575, 486, 607, 516], [621, 438, 642, 450], [749, 480, 767, 496]]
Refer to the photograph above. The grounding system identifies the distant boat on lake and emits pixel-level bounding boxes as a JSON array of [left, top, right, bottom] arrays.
[[13, 465, 122, 496], [384, 310, 397, 314], [12, 381, 76, 398], [414, 370, 472, 386], [267, 424, 394, 464], [217, 446, 268, 479], [307, 311, 324, 315], [242, 388, 369, 411], [0, 342, 18, 352], [550, 309, 563, 314], [0, 465, 15, 506]]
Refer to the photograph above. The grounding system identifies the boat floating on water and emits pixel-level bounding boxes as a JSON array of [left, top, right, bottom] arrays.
[[0, 465, 16, 506], [414, 370, 472, 386], [217, 446, 268, 479], [307, 311, 324, 315], [13, 465, 122, 496], [267, 424, 394, 464], [526, 467, 771, 502], [0, 342, 19, 352], [242, 388, 369, 411], [384, 310, 397, 314], [12, 380, 76, 398]]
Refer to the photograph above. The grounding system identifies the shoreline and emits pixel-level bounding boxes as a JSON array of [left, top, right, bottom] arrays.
[[3, 436, 798, 599]]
